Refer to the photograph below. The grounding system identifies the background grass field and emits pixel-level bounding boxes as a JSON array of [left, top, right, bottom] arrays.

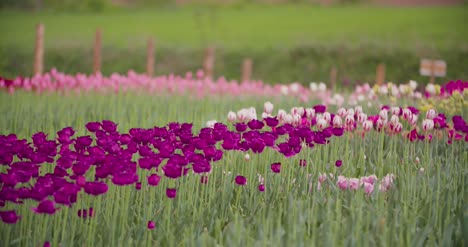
[[1, 5, 467, 83]]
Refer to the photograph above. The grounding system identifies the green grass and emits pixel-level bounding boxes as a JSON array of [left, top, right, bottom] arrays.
[[0, 5, 467, 50], [0, 92, 466, 246], [1, 5, 467, 83]]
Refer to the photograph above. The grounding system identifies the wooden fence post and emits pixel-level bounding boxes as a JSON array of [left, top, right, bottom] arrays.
[[241, 58, 252, 82], [329, 67, 337, 90], [376, 63, 386, 86], [146, 38, 155, 77], [203, 47, 215, 80], [34, 23, 45, 75], [429, 60, 436, 84], [93, 28, 102, 74]]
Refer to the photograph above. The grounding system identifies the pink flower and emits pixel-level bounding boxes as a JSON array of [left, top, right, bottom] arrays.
[[337, 176, 349, 190], [335, 160, 343, 167], [318, 173, 327, 184], [349, 178, 359, 190], [258, 184, 265, 192], [271, 162, 281, 173], [363, 182, 374, 195], [147, 221, 156, 230], [235, 175, 247, 185]]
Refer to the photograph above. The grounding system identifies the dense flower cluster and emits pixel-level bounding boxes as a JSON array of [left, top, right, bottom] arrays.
[[0, 115, 344, 224], [228, 102, 468, 143], [316, 173, 395, 195], [0, 102, 466, 225], [1, 72, 465, 106]]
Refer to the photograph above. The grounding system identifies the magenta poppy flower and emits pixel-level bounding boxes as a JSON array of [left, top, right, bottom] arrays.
[[0, 210, 21, 224], [335, 160, 342, 167], [235, 175, 247, 185], [32, 200, 58, 214], [271, 162, 281, 173], [147, 174, 161, 186], [258, 184, 265, 192], [166, 188, 177, 199], [43, 242, 51, 247], [148, 220, 156, 230]]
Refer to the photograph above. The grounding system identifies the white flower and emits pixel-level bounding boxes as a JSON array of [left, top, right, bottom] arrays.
[[422, 119, 434, 131], [333, 116, 342, 127], [305, 108, 315, 119], [317, 117, 328, 130], [426, 109, 437, 120], [318, 82, 327, 92], [227, 111, 237, 122], [409, 80, 418, 90], [264, 101, 274, 114], [379, 109, 388, 121], [206, 120, 217, 128], [309, 82, 318, 92], [391, 107, 400, 116], [426, 84, 436, 95], [280, 85, 289, 95], [363, 120, 373, 131]]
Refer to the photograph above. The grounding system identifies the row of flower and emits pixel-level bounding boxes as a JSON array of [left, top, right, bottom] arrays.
[[1, 102, 467, 225], [1, 70, 466, 106]]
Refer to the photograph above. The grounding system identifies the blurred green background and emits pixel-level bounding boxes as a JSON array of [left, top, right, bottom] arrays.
[[0, 0, 467, 84]]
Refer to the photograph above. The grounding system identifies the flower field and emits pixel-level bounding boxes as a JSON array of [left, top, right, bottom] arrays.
[[0, 72, 467, 246]]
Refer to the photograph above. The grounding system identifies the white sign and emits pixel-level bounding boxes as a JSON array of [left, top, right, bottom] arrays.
[[420, 59, 446, 77]]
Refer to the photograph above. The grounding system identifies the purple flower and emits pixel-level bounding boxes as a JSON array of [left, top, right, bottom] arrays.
[[135, 181, 142, 190], [77, 209, 88, 218], [313, 105, 326, 114], [258, 184, 265, 192], [0, 210, 21, 224], [32, 132, 47, 146], [248, 119, 265, 130], [331, 127, 344, 136], [44, 242, 51, 247], [162, 164, 188, 179], [84, 182, 108, 196], [32, 200, 58, 214], [147, 174, 161, 186], [299, 159, 307, 167], [271, 162, 281, 173], [86, 122, 101, 132], [235, 175, 247, 185], [335, 160, 342, 167], [166, 188, 177, 199], [192, 160, 212, 174], [148, 220, 156, 230], [264, 117, 279, 128], [250, 138, 266, 153], [76, 136, 93, 147], [112, 173, 138, 186], [235, 123, 248, 132], [102, 120, 117, 133]]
